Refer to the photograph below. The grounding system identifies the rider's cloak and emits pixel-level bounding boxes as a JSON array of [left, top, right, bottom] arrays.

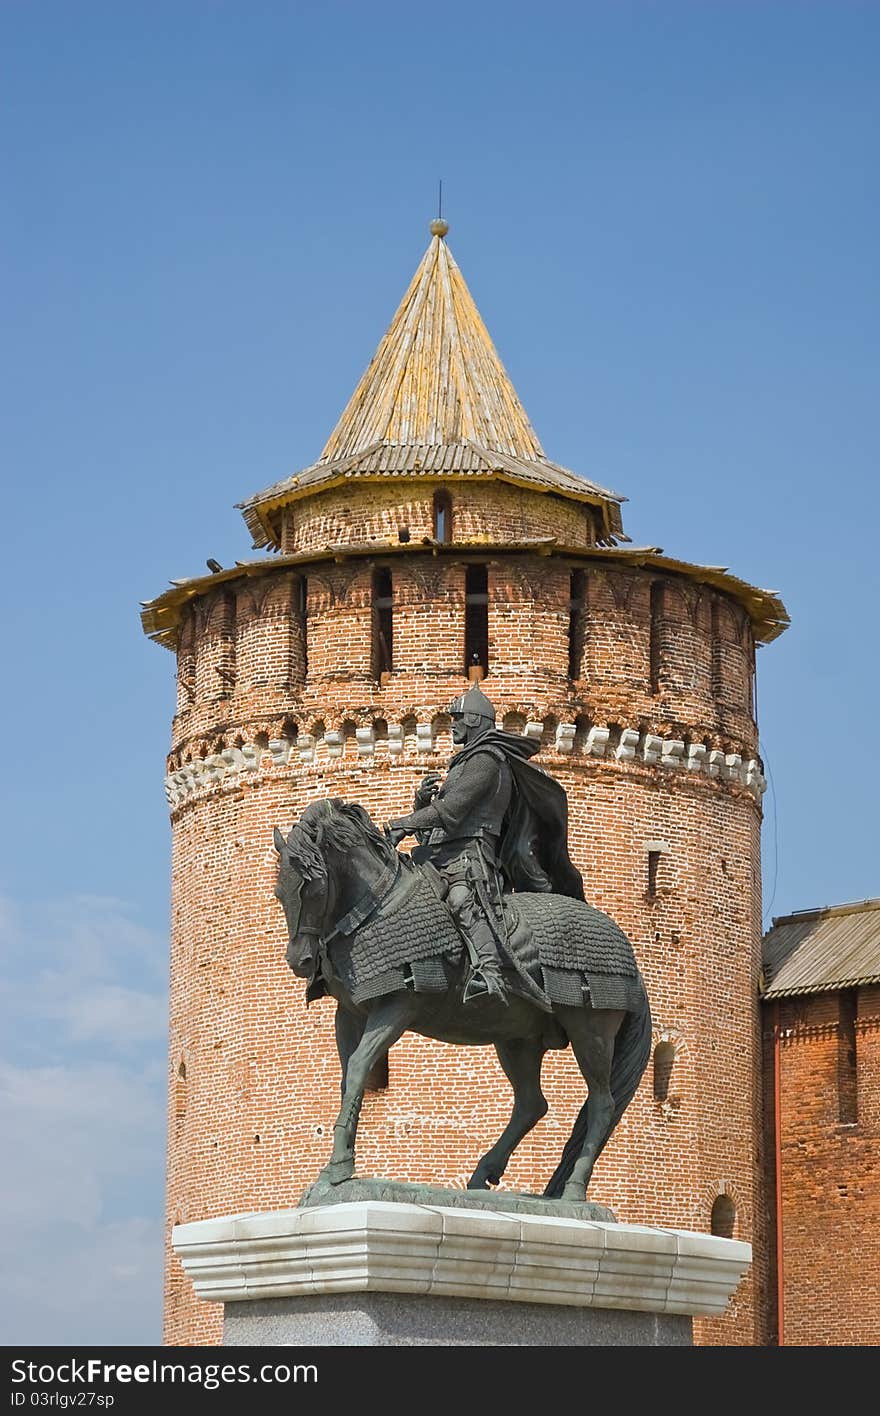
[[446, 731, 585, 901]]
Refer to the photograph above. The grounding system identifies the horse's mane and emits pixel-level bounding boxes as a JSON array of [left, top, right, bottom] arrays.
[[285, 799, 395, 879]]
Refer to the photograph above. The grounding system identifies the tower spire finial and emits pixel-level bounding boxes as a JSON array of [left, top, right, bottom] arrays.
[[430, 179, 448, 238]]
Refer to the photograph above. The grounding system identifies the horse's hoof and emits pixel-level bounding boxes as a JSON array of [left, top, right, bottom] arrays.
[[467, 1169, 499, 1191], [562, 1183, 586, 1203], [320, 1159, 354, 1186]]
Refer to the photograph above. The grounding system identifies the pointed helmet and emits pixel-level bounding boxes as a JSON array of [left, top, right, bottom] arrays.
[[447, 684, 496, 729]]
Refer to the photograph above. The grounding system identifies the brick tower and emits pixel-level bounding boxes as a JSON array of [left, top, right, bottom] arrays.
[[143, 221, 789, 1346]]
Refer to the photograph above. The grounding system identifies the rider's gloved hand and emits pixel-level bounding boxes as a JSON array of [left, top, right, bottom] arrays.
[[386, 820, 410, 847], [414, 772, 443, 809]]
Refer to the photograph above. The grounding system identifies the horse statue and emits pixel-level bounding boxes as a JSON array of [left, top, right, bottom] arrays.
[[273, 798, 651, 1203]]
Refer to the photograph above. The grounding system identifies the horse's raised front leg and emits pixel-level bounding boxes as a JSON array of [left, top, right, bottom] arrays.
[[320, 993, 416, 1186], [468, 1038, 547, 1190]]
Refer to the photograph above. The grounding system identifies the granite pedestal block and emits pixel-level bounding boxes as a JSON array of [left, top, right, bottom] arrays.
[[223, 1291, 691, 1345]]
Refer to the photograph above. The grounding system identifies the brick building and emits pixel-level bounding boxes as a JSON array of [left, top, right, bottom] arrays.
[[761, 898, 880, 1345], [142, 220, 791, 1345]]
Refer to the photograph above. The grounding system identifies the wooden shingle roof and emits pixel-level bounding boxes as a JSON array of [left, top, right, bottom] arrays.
[[238, 225, 627, 550], [322, 227, 544, 459]]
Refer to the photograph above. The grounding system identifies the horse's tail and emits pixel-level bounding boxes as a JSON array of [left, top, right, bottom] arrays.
[[543, 976, 652, 1198]]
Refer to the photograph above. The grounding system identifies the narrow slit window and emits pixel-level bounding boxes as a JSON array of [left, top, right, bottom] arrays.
[[649, 581, 664, 695], [372, 568, 393, 682], [464, 564, 489, 678], [433, 490, 453, 544], [299, 575, 309, 679], [653, 1042, 674, 1101], [710, 597, 722, 700], [647, 851, 661, 899], [175, 1061, 187, 1132], [838, 989, 858, 1125], [568, 569, 586, 681]]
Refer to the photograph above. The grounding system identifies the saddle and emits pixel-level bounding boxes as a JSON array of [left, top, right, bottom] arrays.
[[324, 856, 643, 1016]]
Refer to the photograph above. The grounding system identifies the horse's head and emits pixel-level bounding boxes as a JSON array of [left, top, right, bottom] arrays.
[[273, 802, 335, 978], [273, 799, 392, 978]]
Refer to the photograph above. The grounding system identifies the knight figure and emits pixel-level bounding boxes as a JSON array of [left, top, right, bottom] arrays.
[[387, 685, 585, 1007]]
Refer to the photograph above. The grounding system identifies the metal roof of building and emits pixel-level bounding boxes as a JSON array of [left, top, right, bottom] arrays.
[[762, 898, 880, 998]]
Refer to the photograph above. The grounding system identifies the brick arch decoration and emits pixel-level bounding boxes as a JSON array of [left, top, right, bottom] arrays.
[[401, 560, 451, 603], [715, 597, 747, 646], [176, 616, 197, 709], [163, 711, 768, 809], [204, 591, 235, 636], [430, 713, 453, 756], [660, 581, 690, 619], [259, 576, 297, 617], [696, 1178, 749, 1235]]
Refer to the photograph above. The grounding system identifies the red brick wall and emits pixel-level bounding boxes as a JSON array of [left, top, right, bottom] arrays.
[[280, 480, 597, 554], [169, 559, 758, 766], [163, 483, 768, 1346], [763, 985, 880, 1345]]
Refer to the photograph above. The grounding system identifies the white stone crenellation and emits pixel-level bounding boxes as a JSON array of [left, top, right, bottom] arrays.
[[164, 721, 767, 807]]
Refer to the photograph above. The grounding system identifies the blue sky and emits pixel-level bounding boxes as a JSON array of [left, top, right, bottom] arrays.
[[1, 2, 877, 1343]]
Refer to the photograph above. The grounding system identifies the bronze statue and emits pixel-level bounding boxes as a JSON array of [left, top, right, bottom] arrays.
[[273, 705, 651, 1200], [387, 685, 583, 1006]]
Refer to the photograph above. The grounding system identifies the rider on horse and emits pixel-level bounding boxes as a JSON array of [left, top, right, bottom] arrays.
[[387, 685, 585, 1006]]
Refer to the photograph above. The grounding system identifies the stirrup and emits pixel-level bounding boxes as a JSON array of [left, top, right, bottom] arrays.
[[463, 967, 508, 1006]]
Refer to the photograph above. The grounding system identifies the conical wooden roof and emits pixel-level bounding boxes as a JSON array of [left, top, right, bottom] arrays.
[[239, 225, 626, 548], [321, 230, 544, 459]]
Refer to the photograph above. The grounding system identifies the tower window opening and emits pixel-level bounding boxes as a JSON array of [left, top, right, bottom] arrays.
[[649, 581, 664, 695], [433, 490, 453, 544], [710, 597, 722, 699], [653, 1042, 675, 1102], [838, 989, 858, 1125], [298, 575, 309, 679], [174, 1060, 187, 1132], [710, 1195, 735, 1238], [372, 567, 394, 682], [464, 564, 489, 679], [568, 569, 586, 681], [647, 851, 661, 899]]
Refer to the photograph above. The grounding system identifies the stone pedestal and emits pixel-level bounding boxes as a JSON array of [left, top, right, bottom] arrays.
[[173, 1190, 751, 1347]]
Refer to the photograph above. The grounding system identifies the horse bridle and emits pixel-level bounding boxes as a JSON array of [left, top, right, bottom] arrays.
[[321, 854, 400, 946], [284, 849, 400, 951]]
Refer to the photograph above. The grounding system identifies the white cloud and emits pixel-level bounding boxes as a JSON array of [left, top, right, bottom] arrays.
[[0, 894, 167, 1343], [2, 1217, 164, 1346], [0, 892, 166, 1052], [40, 980, 167, 1045]]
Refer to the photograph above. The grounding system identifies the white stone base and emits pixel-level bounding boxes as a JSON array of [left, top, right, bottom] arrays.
[[173, 1201, 750, 1326]]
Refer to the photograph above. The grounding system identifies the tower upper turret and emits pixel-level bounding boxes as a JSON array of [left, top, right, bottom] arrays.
[[237, 224, 627, 552]]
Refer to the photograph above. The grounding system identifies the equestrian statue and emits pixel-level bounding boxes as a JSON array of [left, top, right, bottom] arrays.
[[273, 686, 651, 1203]]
